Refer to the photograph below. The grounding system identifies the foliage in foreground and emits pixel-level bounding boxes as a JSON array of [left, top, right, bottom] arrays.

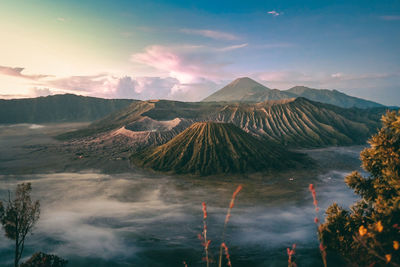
[[0, 183, 67, 267], [0, 183, 40, 267], [195, 185, 242, 267], [20, 252, 68, 267], [319, 111, 400, 266]]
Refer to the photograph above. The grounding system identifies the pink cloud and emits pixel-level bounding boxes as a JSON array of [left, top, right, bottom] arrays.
[[27, 71, 216, 101], [267, 11, 281, 17], [131, 45, 229, 83], [0, 65, 50, 80], [47, 74, 115, 93], [30, 87, 54, 97]]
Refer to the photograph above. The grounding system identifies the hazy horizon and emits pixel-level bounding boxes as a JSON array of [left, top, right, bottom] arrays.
[[0, 77, 393, 106], [0, 0, 399, 105]]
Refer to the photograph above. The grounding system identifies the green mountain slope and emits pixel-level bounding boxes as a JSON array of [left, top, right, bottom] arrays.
[[131, 122, 311, 175], [0, 94, 134, 123], [202, 77, 383, 108]]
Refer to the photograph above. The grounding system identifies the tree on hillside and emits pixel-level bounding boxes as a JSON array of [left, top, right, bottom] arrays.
[[319, 111, 400, 266], [0, 183, 40, 267]]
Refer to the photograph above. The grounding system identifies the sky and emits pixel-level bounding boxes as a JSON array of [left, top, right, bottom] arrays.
[[0, 0, 399, 105]]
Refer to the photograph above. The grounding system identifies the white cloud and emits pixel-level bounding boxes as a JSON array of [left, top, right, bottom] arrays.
[[218, 43, 248, 51], [0, 65, 50, 80], [331, 73, 343, 78], [267, 11, 281, 17], [114, 76, 138, 98], [45, 74, 117, 95], [134, 76, 179, 100], [31, 87, 53, 97], [131, 45, 231, 83], [180, 29, 239, 40], [0, 62, 222, 101], [168, 80, 220, 101]]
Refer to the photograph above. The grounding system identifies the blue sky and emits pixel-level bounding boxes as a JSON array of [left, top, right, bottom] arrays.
[[0, 0, 399, 104]]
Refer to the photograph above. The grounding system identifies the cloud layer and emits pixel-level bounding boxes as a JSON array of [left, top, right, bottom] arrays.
[[0, 64, 220, 101], [131, 45, 236, 84], [0, 65, 50, 80], [267, 11, 281, 17], [180, 28, 239, 40]]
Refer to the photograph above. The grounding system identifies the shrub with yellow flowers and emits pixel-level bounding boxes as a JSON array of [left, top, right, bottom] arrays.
[[319, 111, 400, 266]]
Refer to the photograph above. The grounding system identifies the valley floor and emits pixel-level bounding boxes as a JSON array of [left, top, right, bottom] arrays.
[[0, 123, 365, 266]]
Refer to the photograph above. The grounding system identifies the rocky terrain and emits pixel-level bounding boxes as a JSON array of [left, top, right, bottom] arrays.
[[131, 122, 312, 175], [59, 97, 386, 150]]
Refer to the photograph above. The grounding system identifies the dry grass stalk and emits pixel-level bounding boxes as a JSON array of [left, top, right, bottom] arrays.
[[221, 242, 232, 267], [202, 202, 210, 267], [309, 184, 327, 267], [218, 185, 243, 267], [287, 244, 297, 267]]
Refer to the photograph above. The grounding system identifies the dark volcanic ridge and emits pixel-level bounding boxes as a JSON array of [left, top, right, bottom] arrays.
[[0, 94, 134, 123], [131, 122, 313, 176]]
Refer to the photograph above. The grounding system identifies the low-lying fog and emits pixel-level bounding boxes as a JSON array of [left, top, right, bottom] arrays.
[[0, 124, 364, 266]]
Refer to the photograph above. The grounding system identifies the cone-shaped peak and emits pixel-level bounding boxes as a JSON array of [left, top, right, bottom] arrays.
[[131, 122, 310, 175]]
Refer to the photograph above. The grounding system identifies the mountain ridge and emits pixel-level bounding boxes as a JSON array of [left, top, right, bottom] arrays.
[[202, 77, 384, 108], [0, 94, 135, 123], [60, 97, 388, 149]]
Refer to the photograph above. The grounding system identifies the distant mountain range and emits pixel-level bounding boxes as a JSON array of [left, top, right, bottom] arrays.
[[0, 78, 386, 124], [202, 77, 384, 109], [0, 94, 134, 123], [131, 122, 312, 175]]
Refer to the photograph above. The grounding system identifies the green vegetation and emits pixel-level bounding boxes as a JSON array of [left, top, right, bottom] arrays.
[[20, 252, 68, 267], [0, 183, 40, 267], [319, 111, 400, 266], [0, 94, 134, 123], [131, 122, 312, 175], [0, 183, 67, 267], [203, 77, 383, 108]]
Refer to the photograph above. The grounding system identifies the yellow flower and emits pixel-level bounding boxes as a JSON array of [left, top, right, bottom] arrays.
[[359, 225, 367, 236], [385, 254, 392, 263], [376, 221, 383, 232], [394, 241, 399, 250]]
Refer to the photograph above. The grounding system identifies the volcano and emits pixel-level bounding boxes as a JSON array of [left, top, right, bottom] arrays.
[[131, 122, 312, 175]]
